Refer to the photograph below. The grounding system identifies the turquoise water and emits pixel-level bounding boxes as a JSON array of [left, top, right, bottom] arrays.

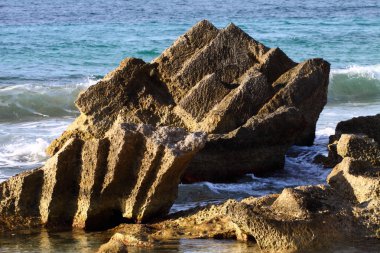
[[1, 0, 380, 252], [1, 0, 380, 84]]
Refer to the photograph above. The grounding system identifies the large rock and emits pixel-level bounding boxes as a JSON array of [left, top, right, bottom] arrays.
[[99, 159, 380, 253], [183, 106, 304, 182], [0, 124, 206, 230], [319, 114, 380, 167], [332, 113, 380, 144], [99, 127, 380, 252], [336, 134, 380, 166], [46, 20, 330, 182]]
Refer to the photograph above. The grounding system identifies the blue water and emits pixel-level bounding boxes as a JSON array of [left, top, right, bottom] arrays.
[[1, 1, 380, 252], [1, 0, 380, 84]]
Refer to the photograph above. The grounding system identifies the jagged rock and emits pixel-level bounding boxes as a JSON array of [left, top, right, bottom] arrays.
[[99, 156, 380, 253], [336, 134, 380, 166], [319, 114, 380, 168], [327, 158, 380, 204], [46, 20, 330, 182], [183, 106, 304, 182], [332, 114, 380, 144], [0, 124, 206, 230], [257, 58, 330, 145]]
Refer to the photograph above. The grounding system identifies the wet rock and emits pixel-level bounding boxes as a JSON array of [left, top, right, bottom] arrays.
[[97, 233, 128, 253], [0, 124, 206, 230], [46, 20, 330, 182], [100, 157, 380, 253]]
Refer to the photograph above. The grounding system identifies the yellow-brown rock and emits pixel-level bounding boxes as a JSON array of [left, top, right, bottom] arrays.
[[0, 124, 206, 230], [46, 20, 330, 182], [100, 157, 379, 253], [320, 114, 380, 167]]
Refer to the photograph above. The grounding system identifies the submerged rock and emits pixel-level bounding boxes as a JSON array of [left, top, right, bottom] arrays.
[[97, 233, 129, 253], [100, 147, 380, 253], [46, 20, 330, 182], [0, 124, 206, 230]]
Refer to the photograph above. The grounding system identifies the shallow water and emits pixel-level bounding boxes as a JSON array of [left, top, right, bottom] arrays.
[[1, 0, 380, 252], [1, 230, 380, 253]]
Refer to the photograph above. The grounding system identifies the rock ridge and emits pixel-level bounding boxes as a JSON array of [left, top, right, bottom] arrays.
[[98, 130, 380, 253], [0, 124, 206, 230], [47, 20, 330, 182]]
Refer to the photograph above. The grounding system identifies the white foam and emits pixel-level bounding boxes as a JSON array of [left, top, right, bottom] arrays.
[[0, 138, 49, 167], [0, 77, 100, 121], [316, 127, 335, 137], [0, 119, 72, 171], [331, 64, 380, 80]]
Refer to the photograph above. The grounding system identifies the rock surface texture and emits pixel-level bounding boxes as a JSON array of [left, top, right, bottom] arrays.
[[321, 114, 380, 167], [0, 20, 330, 232], [99, 134, 380, 253], [47, 20, 330, 182], [0, 124, 206, 230]]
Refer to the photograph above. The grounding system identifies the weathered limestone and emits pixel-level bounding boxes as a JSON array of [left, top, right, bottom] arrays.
[[332, 113, 380, 144], [183, 106, 304, 182], [318, 114, 380, 167], [336, 134, 380, 166], [257, 58, 330, 145], [46, 20, 330, 182], [0, 124, 206, 230], [99, 152, 380, 253], [98, 118, 380, 252], [97, 233, 129, 253], [327, 158, 380, 204]]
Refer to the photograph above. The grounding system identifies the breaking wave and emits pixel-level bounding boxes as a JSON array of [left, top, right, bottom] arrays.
[[0, 65, 379, 122], [0, 78, 98, 122], [329, 64, 380, 102]]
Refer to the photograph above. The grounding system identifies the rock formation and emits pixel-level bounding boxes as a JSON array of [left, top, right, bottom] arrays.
[[1, 20, 330, 232], [332, 113, 380, 143], [0, 124, 206, 230], [46, 20, 330, 182], [318, 114, 380, 167], [99, 134, 380, 253]]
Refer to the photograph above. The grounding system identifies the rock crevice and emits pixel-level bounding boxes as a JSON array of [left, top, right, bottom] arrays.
[[99, 131, 380, 253], [0, 124, 206, 230]]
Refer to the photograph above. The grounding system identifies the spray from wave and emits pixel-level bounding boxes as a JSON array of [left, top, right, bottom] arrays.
[[0, 77, 98, 122], [0, 119, 71, 181], [0, 138, 49, 167], [328, 64, 380, 102]]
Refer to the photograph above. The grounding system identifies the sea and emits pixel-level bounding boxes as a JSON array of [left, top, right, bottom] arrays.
[[0, 0, 379, 252]]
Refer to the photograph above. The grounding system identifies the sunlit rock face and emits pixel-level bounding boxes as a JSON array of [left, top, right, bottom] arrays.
[[1, 20, 331, 232], [99, 135, 380, 253], [0, 124, 206, 230], [47, 20, 330, 182]]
